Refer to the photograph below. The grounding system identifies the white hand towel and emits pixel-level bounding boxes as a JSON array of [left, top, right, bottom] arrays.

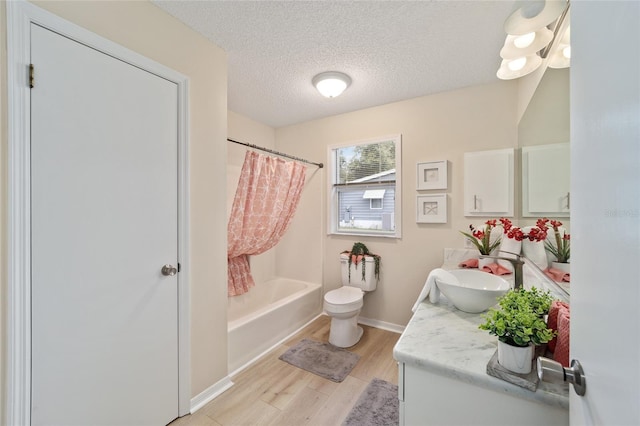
[[411, 268, 459, 312]]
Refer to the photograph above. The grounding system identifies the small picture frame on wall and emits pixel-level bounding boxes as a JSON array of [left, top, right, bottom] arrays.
[[416, 194, 447, 223], [417, 160, 447, 190]]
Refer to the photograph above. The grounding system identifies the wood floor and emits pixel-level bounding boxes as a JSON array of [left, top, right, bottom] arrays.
[[171, 315, 400, 426]]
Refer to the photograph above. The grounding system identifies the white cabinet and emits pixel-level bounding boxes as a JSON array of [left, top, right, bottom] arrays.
[[522, 143, 570, 217], [398, 362, 568, 426], [464, 148, 514, 217]]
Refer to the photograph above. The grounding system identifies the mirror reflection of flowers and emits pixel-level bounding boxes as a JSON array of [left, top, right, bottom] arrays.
[[543, 219, 570, 263], [499, 218, 525, 241], [460, 219, 501, 255], [524, 218, 550, 242], [499, 218, 548, 242]]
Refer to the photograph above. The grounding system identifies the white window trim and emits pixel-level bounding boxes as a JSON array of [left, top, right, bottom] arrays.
[[327, 134, 402, 238], [370, 198, 383, 210]]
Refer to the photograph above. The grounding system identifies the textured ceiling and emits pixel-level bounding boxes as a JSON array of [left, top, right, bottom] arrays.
[[154, 1, 521, 128]]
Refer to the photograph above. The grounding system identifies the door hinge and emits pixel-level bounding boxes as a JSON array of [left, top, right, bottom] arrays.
[[177, 262, 181, 273], [29, 64, 34, 89]]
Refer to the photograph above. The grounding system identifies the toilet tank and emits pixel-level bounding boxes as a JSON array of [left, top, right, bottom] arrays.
[[340, 253, 378, 291]]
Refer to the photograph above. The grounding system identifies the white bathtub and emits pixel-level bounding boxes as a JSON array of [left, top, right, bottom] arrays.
[[228, 277, 322, 373]]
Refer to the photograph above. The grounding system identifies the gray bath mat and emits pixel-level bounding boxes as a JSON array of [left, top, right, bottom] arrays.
[[278, 338, 360, 382], [343, 378, 399, 426]]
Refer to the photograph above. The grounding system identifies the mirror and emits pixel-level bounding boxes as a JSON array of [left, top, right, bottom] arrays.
[[517, 67, 570, 295]]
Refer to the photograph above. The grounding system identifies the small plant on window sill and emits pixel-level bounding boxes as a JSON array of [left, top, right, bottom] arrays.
[[342, 242, 381, 282]]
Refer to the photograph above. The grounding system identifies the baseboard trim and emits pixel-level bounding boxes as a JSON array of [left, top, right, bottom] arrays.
[[358, 316, 405, 334], [190, 376, 234, 414]]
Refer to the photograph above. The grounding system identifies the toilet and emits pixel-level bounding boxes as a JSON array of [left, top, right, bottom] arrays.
[[323, 253, 378, 347]]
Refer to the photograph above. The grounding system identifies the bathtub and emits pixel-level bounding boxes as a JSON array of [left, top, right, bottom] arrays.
[[228, 277, 322, 373]]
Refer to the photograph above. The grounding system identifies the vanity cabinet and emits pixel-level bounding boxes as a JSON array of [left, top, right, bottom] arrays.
[[522, 143, 570, 217], [398, 361, 568, 426], [464, 148, 514, 217], [394, 275, 569, 426]]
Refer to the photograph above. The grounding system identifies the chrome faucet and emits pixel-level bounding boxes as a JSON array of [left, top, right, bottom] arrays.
[[479, 250, 525, 290]]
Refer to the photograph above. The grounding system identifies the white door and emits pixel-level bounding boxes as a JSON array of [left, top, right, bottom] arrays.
[[570, 2, 640, 425], [30, 23, 179, 425]]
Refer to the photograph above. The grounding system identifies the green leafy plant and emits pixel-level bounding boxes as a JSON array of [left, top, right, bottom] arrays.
[[543, 219, 570, 263], [460, 219, 501, 255], [479, 288, 556, 347], [342, 242, 380, 282]]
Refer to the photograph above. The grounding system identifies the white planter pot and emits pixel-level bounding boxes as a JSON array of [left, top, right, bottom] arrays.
[[478, 257, 494, 270], [522, 228, 548, 270], [551, 261, 570, 274], [498, 236, 522, 273], [497, 340, 534, 374]]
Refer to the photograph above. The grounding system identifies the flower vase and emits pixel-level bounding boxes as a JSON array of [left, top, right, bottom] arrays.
[[522, 226, 548, 270], [497, 236, 522, 274], [478, 256, 493, 270], [497, 340, 534, 374], [551, 261, 570, 274]]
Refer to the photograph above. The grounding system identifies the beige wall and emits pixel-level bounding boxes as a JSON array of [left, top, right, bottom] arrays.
[[275, 81, 519, 326], [1, 0, 229, 405]]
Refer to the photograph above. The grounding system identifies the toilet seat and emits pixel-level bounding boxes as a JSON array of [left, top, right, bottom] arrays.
[[324, 287, 364, 314]]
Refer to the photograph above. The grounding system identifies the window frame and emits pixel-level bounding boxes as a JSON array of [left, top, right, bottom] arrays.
[[327, 134, 402, 238]]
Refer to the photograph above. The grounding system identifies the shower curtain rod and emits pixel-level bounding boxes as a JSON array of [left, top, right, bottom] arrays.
[[227, 138, 324, 168]]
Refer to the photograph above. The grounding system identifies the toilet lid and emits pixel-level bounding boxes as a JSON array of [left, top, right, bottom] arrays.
[[324, 287, 363, 304]]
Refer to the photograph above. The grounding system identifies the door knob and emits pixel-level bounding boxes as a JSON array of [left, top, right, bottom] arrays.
[[537, 356, 586, 396], [161, 264, 177, 276]]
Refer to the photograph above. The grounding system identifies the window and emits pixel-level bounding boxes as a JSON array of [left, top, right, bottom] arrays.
[[328, 135, 401, 237]]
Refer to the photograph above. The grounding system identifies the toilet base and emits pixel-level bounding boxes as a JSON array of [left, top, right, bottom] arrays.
[[328, 315, 363, 348]]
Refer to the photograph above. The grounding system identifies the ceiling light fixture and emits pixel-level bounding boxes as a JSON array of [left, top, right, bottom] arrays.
[[312, 71, 351, 98], [496, 0, 569, 80]]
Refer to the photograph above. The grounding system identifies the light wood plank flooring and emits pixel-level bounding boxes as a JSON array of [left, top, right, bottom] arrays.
[[171, 315, 400, 426]]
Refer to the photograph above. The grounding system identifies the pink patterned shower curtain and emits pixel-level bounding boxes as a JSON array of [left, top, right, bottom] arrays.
[[227, 151, 306, 296]]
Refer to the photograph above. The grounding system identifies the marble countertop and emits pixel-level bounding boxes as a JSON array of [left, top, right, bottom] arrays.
[[393, 248, 570, 410]]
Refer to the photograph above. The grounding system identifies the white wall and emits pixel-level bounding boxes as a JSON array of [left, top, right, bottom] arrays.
[[1, 0, 229, 407], [275, 81, 519, 327]]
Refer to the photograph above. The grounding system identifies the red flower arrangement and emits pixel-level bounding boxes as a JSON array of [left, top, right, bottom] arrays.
[[460, 219, 501, 255], [543, 219, 570, 263], [499, 217, 547, 242]]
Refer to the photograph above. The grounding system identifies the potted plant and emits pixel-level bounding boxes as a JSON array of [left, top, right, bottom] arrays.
[[460, 219, 502, 269], [479, 288, 556, 374], [544, 219, 570, 273], [342, 242, 381, 283]]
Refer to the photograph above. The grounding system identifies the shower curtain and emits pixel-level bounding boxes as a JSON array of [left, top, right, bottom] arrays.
[[227, 150, 306, 296]]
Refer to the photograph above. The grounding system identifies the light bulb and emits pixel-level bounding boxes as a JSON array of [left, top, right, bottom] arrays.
[[316, 79, 347, 98], [513, 32, 536, 48], [508, 57, 527, 71], [312, 72, 352, 98], [562, 46, 571, 59]]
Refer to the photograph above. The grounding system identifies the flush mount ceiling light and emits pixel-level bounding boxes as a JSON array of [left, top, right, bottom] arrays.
[[496, 0, 569, 80], [312, 71, 351, 98]]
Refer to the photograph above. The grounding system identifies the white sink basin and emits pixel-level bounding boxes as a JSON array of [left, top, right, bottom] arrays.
[[434, 269, 511, 313]]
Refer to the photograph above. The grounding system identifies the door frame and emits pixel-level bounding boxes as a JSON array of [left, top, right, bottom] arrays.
[[6, 1, 191, 424]]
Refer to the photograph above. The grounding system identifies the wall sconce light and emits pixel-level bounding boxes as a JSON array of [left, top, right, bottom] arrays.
[[312, 71, 352, 98], [497, 0, 569, 80]]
